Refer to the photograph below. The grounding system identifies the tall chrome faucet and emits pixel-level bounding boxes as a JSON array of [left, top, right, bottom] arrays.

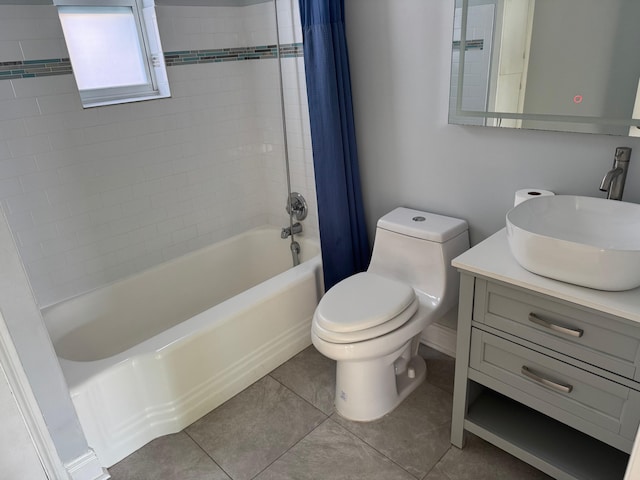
[[599, 147, 632, 200]]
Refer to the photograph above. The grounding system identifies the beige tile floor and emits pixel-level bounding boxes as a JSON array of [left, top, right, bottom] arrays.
[[108, 345, 552, 480]]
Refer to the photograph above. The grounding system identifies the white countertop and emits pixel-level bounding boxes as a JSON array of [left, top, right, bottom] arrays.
[[452, 228, 640, 323]]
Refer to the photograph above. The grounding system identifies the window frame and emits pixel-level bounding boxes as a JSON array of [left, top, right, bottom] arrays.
[[54, 0, 171, 108]]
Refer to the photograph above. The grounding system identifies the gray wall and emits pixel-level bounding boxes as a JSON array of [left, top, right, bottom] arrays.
[[344, 0, 640, 246]]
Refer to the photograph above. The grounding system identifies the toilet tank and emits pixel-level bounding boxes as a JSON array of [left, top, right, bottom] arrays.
[[367, 208, 469, 313]]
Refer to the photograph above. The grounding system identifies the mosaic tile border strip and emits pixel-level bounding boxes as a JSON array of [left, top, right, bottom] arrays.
[[452, 39, 484, 51], [0, 43, 303, 81], [165, 42, 303, 66], [0, 58, 73, 80]]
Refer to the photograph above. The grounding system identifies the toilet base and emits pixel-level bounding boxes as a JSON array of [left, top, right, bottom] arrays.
[[333, 349, 427, 422]]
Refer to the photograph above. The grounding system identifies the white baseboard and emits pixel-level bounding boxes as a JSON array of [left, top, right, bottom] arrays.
[[65, 450, 110, 480], [420, 321, 457, 358]]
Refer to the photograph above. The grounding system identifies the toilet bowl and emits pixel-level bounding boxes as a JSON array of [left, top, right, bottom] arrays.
[[311, 207, 469, 421]]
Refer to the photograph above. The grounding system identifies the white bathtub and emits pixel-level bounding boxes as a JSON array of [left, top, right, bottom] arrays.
[[42, 226, 323, 467]]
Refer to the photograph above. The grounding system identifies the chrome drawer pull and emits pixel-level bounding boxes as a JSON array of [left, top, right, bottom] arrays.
[[521, 366, 573, 394], [528, 313, 584, 338]]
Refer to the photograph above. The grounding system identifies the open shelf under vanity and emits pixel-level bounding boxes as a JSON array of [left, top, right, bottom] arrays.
[[465, 387, 629, 480]]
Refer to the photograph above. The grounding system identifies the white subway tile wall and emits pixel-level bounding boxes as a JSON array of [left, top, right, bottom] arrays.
[[0, 1, 317, 307]]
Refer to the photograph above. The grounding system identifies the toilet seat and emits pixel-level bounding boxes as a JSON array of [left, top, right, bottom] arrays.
[[313, 272, 418, 343]]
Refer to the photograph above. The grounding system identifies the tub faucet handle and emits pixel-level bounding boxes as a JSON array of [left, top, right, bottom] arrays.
[[286, 192, 308, 221]]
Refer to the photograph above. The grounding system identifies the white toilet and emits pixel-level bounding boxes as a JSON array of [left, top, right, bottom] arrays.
[[311, 207, 469, 421]]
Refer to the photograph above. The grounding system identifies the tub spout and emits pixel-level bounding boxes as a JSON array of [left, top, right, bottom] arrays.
[[281, 222, 303, 239], [290, 240, 301, 266]]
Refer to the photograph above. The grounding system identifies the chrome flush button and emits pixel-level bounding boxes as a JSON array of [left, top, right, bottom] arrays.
[[412, 216, 426, 222]]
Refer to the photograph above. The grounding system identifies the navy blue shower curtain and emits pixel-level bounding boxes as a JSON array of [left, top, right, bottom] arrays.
[[299, 0, 370, 291]]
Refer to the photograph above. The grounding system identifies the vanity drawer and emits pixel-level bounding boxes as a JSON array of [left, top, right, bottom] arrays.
[[474, 280, 640, 380], [469, 328, 640, 447]]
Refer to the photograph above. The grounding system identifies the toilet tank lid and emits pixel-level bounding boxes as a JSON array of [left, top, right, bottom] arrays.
[[377, 207, 468, 243]]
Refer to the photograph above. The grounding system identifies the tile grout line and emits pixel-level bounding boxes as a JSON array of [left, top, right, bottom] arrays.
[[110, 348, 460, 479], [183, 429, 235, 480], [416, 364, 459, 480], [419, 446, 454, 480], [248, 415, 333, 480], [267, 357, 455, 480], [267, 371, 334, 416], [184, 372, 330, 480], [322, 368, 456, 479], [243, 372, 333, 478], [175, 353, 453, 480], [324, 413, 426, 480]]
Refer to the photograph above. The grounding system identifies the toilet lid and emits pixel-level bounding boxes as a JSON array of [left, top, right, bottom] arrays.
[[312, 296, 419, 343], [314, 272, 416, 334]]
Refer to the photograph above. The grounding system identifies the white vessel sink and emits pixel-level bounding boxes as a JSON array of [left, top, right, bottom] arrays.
[[506, 195, 640, 291]]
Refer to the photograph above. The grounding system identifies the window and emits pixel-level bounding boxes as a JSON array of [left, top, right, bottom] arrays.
[[54, 0, 170, 108]]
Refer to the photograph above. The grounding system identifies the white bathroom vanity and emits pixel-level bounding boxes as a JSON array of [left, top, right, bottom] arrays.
[[451, 229, 640, 480]]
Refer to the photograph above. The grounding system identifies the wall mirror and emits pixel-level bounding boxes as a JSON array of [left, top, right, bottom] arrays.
[[449, 0, 640, 136]]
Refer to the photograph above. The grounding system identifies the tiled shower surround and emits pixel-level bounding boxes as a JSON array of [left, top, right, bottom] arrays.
[[0, 2, 317, 307]]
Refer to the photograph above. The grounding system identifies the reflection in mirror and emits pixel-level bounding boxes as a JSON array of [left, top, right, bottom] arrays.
[[449, 0, 640, 136]]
